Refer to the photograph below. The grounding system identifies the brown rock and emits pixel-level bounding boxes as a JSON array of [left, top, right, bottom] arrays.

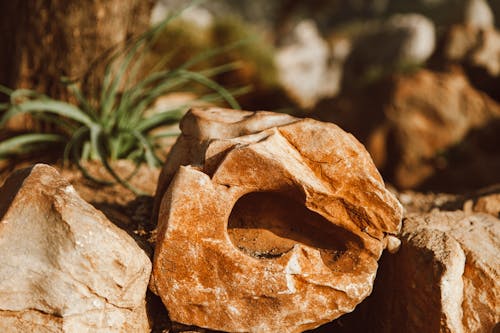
[[0, 164, 151, 332], [346, 211, 499, 333], [314, 69, 500, 190], [151, 108, 402, 332]]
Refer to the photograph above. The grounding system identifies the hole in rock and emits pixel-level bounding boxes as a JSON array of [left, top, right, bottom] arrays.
[[228, 192, 362, 271]]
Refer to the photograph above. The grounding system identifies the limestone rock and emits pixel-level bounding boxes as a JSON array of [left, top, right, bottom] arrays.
[[445, 25, 500, 77], [384, 14, 436, 65], [364, 211, 500, 333], [275, 20, 346, 109], [0, 164, 151, 332], [464, 0, 495, 29], [473, 192, 500, 217], [152, 107, 403, 332]]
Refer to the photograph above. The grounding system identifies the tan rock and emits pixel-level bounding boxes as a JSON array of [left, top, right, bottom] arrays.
[[151, 108, 403, 332], [473, 192, 500, 217], [445, 25, 500, 77], [354, 211, 499, 333], [464, 0, 495, 30], [275, 20, 344, 109], [0, 164, 151, 332]]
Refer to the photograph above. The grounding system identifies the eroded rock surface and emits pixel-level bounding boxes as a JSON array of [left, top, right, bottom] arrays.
[[152, 108, 402, 332], [361, 211, 500, 333], [0, 164, 151, 332]]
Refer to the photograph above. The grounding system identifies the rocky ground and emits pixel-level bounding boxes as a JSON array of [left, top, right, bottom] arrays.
[[69, 168, 499, 333], [0, 111, 497, 332], [1, 1, 499, 332]]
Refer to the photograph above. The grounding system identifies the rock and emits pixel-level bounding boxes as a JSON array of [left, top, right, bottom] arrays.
[[151, 2, 214, 28], [464, 0, 495, 29], [151, 107, 402, 332], [362, 211, 500, 333], [314, 69, 500, 190], [342, 13, 435, 90], [275, 20, 347, 109], [0, 164, 151, 332], [469, 28, 500, 77], [445, 25, 500, 77], [384, 14, 436, 64], [380, 69, 499, 189], [473, 192, 500, 217], [442, 20, 500, 102]]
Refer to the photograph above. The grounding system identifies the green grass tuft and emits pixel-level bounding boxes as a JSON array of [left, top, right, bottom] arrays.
[[0, 5, 241, 194]]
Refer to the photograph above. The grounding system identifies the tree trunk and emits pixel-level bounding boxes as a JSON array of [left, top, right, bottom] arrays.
[[0, 0, 154, 129]]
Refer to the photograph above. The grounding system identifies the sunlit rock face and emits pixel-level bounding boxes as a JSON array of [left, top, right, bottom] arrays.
[[151, 107, 402, 332], [0, 164, 151, 333], [361, 211, 499, 333]]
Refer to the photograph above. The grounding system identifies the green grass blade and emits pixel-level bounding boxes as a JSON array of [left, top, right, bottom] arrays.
[[31, 113, 78, 134], [179, 39, 249, 70], [131, 130, 162, 167], [64, 126, 115, 186], [135, 107, 185, 133], [10, 89, 47, 103], [177, 69, 241, 109], [0, 100, 94, 127], [0, 85, 13, 95], [198, 85, 252, 104], [152, 132, 180, 139], [197, 61, 242, 78], [123, 73, 190, 126], [0, 133, 65, 158], [99, 1, 196, 124], [67, 83, 96, 118], [89, 125, 146, 194], [100, 53, 135, 124], [63, 126, 89, 162]]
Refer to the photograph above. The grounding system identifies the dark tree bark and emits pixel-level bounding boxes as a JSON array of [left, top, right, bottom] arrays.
[[0, 0, 154, 128]]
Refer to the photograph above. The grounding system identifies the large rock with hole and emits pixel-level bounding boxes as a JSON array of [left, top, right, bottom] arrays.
[[151, 108, 403, 332], [0, 164, 151, 332]]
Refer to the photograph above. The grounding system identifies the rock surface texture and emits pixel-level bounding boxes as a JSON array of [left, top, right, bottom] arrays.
[[151, 108, 403, 332], [363, 211, 499, 333], [0, 164, 151, 332]]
